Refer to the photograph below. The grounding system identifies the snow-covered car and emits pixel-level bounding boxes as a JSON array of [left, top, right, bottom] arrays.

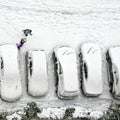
[[106, 47, 120, 99], [0, 44, 22, 102], [80, 43, 103, 96], [26, 50, 48, 97], [53, 46, 79, 99]]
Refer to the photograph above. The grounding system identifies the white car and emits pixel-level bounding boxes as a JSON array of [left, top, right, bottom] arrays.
[[80, 43, 103, 96], [0, 44, 22, 102], [53, 46, 79, 99], [26, 50, 48, 97], [106, 47, 120, 99]]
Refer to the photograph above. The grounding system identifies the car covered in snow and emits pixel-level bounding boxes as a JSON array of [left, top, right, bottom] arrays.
[[80, 43, 103, 96], [0, 44, 22, 102], [26, 50, 48, 97], [106, 47, 120, 99], [53, 46, 79, 99]]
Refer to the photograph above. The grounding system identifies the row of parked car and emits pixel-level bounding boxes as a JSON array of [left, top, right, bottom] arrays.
[[0, 43, 119, 102]]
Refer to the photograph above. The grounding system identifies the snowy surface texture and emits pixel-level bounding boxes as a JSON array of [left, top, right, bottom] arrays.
[[0, 44, 22, 102], [108, 47, 120, 98], [81, 43, 103, 96], [0, 0, 120, 119], [54, 46, 79, 99], [27, 50, 48, 97]]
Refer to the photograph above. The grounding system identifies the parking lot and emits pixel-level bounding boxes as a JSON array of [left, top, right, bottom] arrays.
[[0, 0, 120, 119]]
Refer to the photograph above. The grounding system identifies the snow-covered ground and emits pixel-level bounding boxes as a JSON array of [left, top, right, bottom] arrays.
[[0, 0, 120, 119]]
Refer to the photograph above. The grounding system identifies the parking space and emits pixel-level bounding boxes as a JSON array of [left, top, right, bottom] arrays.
[[106, 47, 120, 99], [0, 44, 22, 102], [0, 43, 118, 102], [80, 43, 103, 96], [53, 46, 79, 99], [26, 50, 48, 97]]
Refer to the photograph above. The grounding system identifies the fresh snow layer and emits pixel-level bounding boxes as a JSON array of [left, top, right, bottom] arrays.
[[54, 46, 79, 99], [37, 106, 104, 119], [27, 50, 48, 97], [108, 47, 120, 97], [6, 112, 22, 120], [6, 106, 105, 120], [0, 44, 22, 102], [81, 43, 103, 96], [0, 0, 118, 118]]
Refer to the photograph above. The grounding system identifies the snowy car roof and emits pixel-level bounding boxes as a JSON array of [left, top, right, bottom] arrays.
[[27, 50, 48, 97], [0, 44, 22, 102], [54, 46, 79, 98], [107, 47, 120, 97], [81, 43, 103, 96]]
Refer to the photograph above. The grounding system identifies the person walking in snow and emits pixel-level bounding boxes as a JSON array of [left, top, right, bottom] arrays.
[[17, 29, 32, 50], [17, 38, 27, 50]]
